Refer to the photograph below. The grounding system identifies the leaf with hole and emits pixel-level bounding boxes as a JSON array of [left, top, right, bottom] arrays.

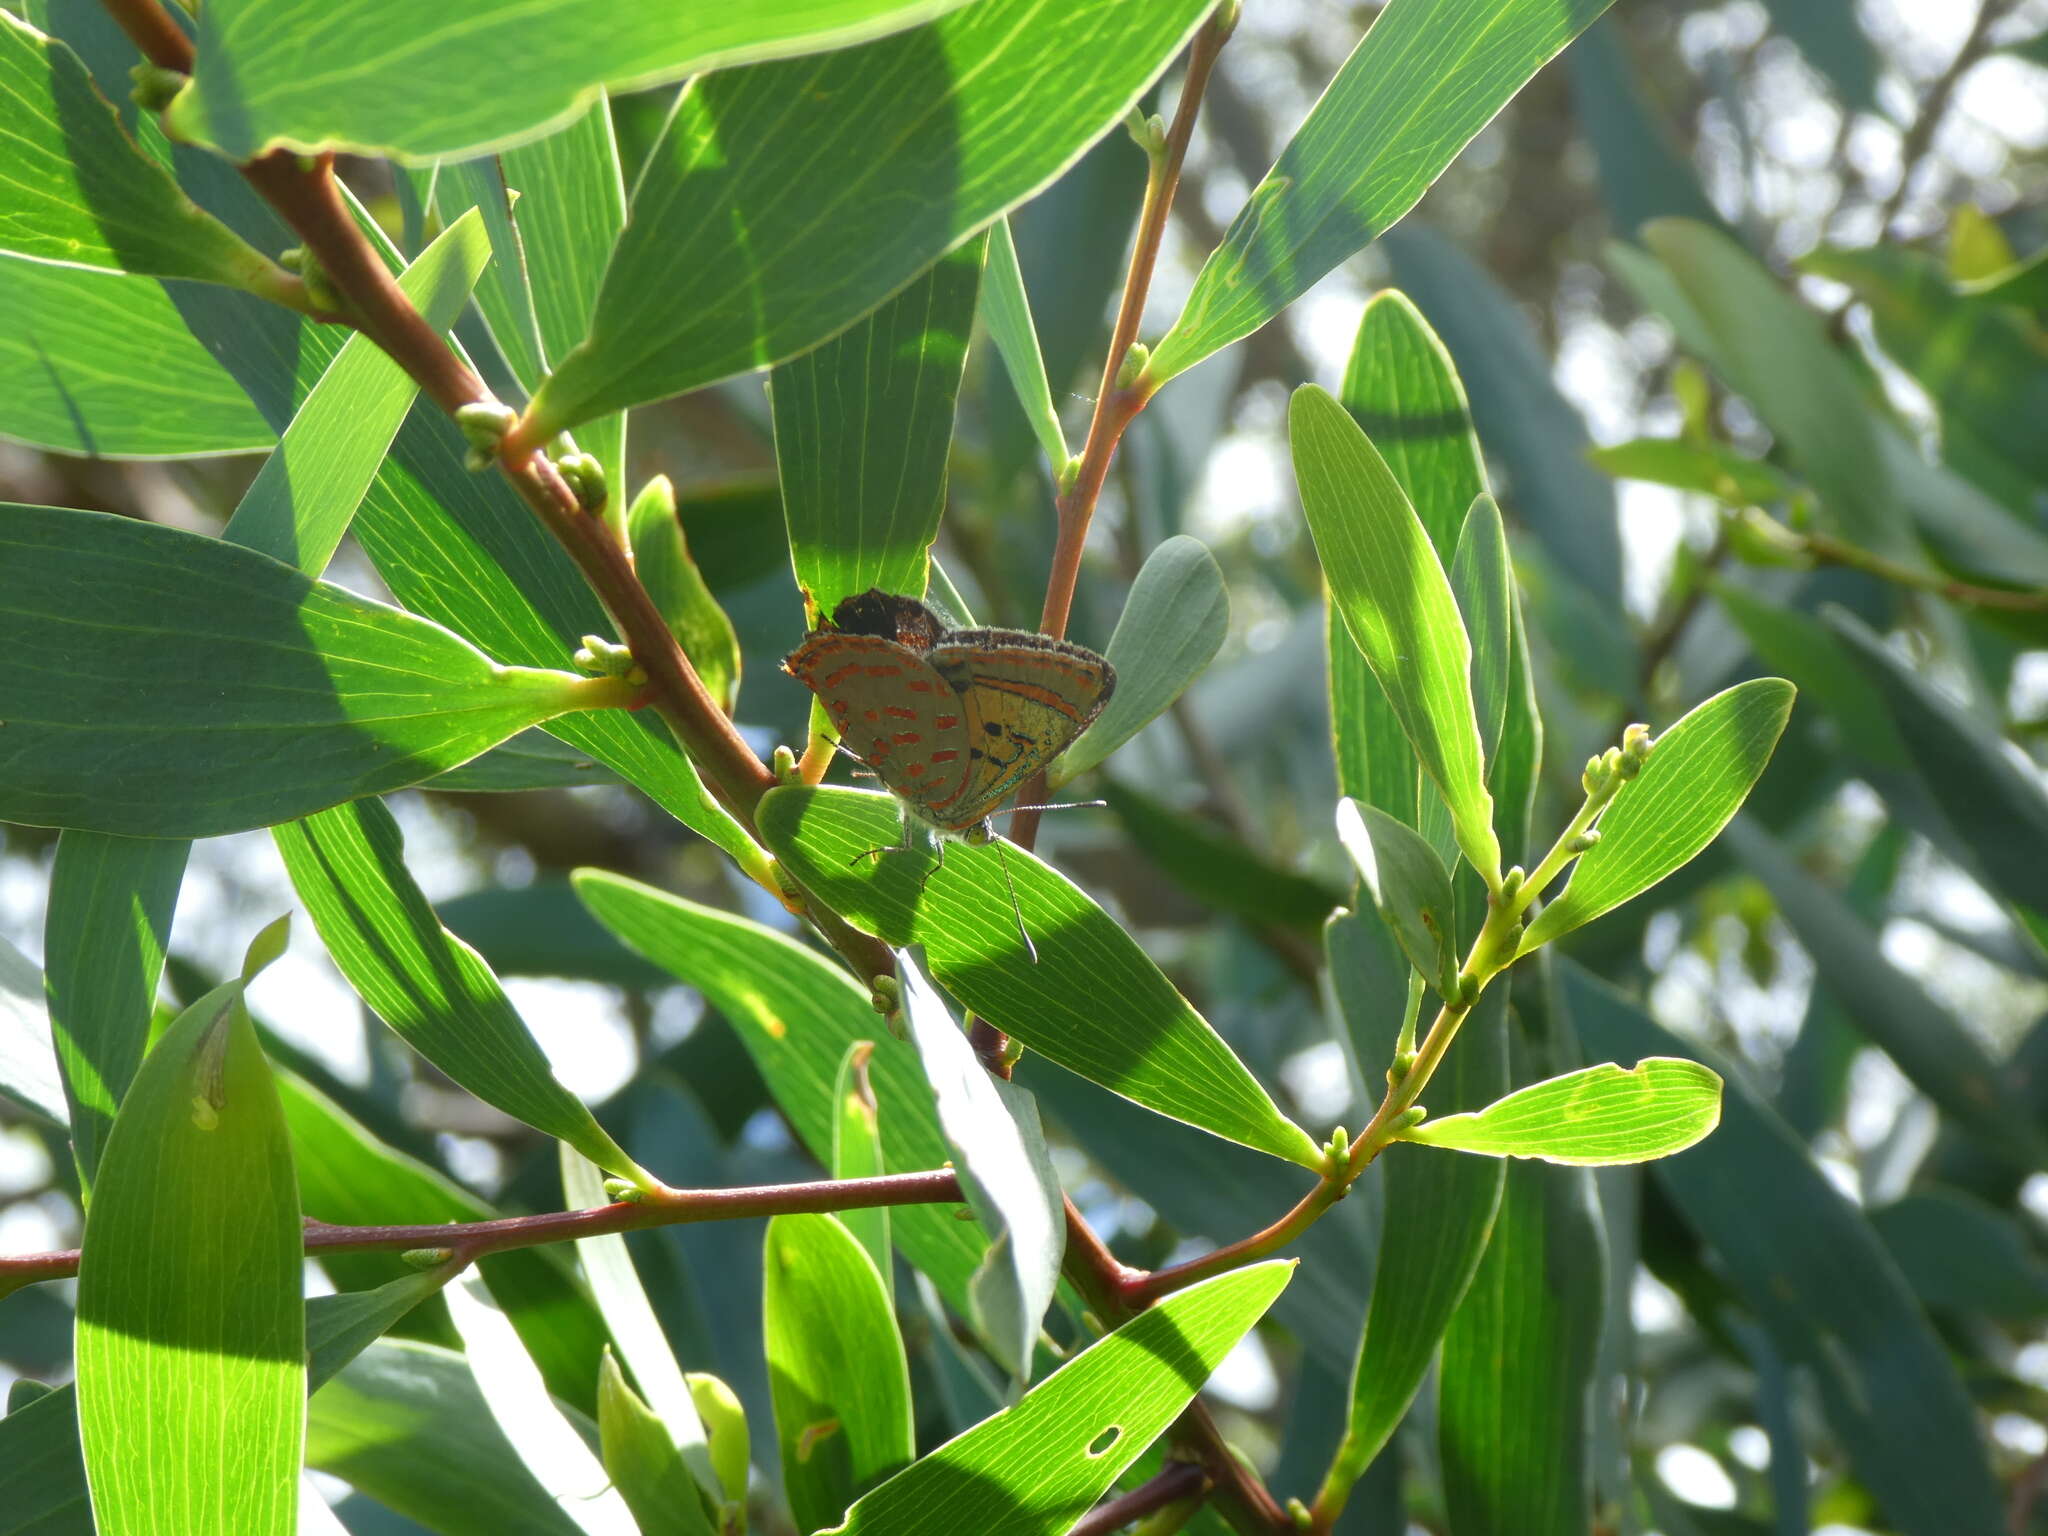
[[1400, 1057, 1723, 1164]]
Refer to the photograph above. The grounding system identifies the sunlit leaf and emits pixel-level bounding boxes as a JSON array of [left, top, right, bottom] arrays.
[[0, 933, 64, 1128], [1400, 1057, 1723, 1165], [981, 216, 1069, 473]]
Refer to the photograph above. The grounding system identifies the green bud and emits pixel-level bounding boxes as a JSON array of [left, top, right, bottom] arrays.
[[1116, 342, 1151, 390], [573, 634, 636, 677], [1322, 1126, 1350, 1170], [455, 400, 518, 451], [1214, 0, 1244, 39], [685, 1371, 750, 1504], [869, 974, 902, 1016], [1499, 866, 1525, 901], [772, 743, 799, 783], [1725, 504, 1814, 570], [1056, 456, 1083, 497], [601, 1177, 651, 1205], [1567, 828, 1602, 854], [1287, 1498, 1314, 1530], [554, 450, 606, 512], [400, 1247, 455, 1270], [1458, 973, 1480, 1007], [1394, 1105, 1428, 1132], [129, 61, 188, 114], [277, 246, 305, 273]]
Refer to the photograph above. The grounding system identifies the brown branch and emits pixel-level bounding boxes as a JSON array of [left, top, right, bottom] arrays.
[[1877, 0, 2017, 237], [2, 1170, 964, 1289], [1070, 1461, 1207, 1536]]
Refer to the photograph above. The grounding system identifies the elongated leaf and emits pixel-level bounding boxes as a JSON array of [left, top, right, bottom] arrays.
[[0, 255, 274, 456], [1051, 534, 1229, 785], [830, 1042, 894, 1296], [1451, 495, 1512, 764], [755, 786, 1322, 1167], [571, 872, 989, 1315], [597, 1354, 712, 1536], [835, 1262, 1293, 1536], [0, 504, 624, 837], [1521, 680, 1794, 951], [1291, 384, 1500, 884], [1401, 1057, 1722, 1164], [628, 478, 741, 715], [1826, 608, 2048, 918], [75, 950, 302, 1536], [1589, 438, 1790, 505], [273, 797, 643, 1177], [167, 0, 980, 161], [775, 237, 983, 612], [308, 1338, 589, 1536], [425, 730, 622, 792], [445, 1273, 637, 1535], [1148, 0, 1617, 383], [0, 932, 65, 1127], [899, 955, 1064, 1382], [982, 216, 1069, 472], [1563, 963, 2005, 1536], [224, 209, 492, 572], [1642, 219, 1913, 557], [1565, 17, 1725, 237], [1723, 817, 2046, 1165], [42, 832, 186, 1188], [1439, 1156, 1604, 1536], [526, 0, 1210, 434], [559, 1147, 718, 1512], [1099, 779, 1345, 936], [0, 14, 277, 285], [1336, 799, 1457, 995], [1709, 586, 1904, 769], [1871, 1190, 2048, 1319], [436, 157, 548, 394], [764, 1212, 915, 1532]]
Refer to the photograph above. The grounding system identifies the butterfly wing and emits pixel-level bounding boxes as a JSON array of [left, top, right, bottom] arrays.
[[927, 630, 1116, 824], [783, 631, 975, 816]]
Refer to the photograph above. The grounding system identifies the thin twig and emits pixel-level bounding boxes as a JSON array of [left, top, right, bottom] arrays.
[[1, 1170, 964, 1289], [1069, 1462, 1208, 1536], [1876, 0, 2016, 238]]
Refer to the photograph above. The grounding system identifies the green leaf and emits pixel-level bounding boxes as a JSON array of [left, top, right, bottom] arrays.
[[899, 955, 1064, 1382], [832, 1041, 894, 1298], [1439, 1156, 1604, 1536], [224, 209, 493, 572], [1870, 1190, 2048, 1319], [308, 1338, 591, 1536], [42, 832, 186, 1188], [1098, 779, 1346, 936], [1050, 534, 1229, 786], [571, 871, 991, 1316], [1588, 437, 1791, 505], [1521, 679, 1795, 951], [1147, 0, 1619, 383], [1491, 576, 1543, 870], [1722, 817, 2047, 1166], [423, 730, 622, 793], [764, 1212, 915, 1533], [1290, 383, 1500, 885], [1336, 799, 1458, 996], [0, 14, 279, 286], [443, 1272, 637, 1533], [1317, 986, 1505, 1517], [75, 952, 303, 1536], [1400, 1057, 1723, 1164], [559, 1147, 719, 1513], [271, 796, 644, 1177], [597, 1353, 714, 1536], [1826, 608, 2048, 919], [1640, 218, 1914, 557], [755, 785, 1322, 1168], [0, 255, 274, 456], [526, 0, 1211, 434], [1563, 962, 2005, 1536], [981, 216, 1069, 473], [773, 237, 982, 614], [0, 504, 625, 837], [166, 0, 982, 161], [629, 476, 742, 715], [1710, 585, 1906, 770], [0, 931, 65, 1127], [436, 157, 548, 393], [1449, 494, 1512, 768], [834, 1263, 1293, 1536]]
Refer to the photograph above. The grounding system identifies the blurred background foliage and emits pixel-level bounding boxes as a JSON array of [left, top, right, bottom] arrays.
[[6, 0, 2048, 1532]]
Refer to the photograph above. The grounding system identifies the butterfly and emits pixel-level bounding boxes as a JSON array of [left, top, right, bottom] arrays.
[[783, 588, 1117, 848]]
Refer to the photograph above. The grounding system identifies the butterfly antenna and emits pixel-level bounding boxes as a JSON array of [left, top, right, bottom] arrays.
[[1003, 799, 1108, 816], [994, 841, 1038, 964]]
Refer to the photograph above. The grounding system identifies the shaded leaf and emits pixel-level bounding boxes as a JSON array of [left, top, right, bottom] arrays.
[[1051, 534, 1229, 786], [1149, 0, 1618, 383], [832, 1040, 893, 1298], [764, 1213, 915, 1532], [1401, 1057, 1723, 1165], [1521, 680, 1794, 951], [1588, 437, 1790, 506], [167, 0, 981, 160], [1336, 799, 1458, 995], [899, 955, 1064, 1382], [597, 1353, 713, 1536], [423, 730, 622, 793], [774, 237, 983, 613], [754, 786, 1322, 1168], [981, 216, 1069, 473], [0, 505, 624, 837], [1450, 494, 1512, 766], [1291, 383, 1500, 884], [629, 475, 742, 715], [1870, 1190, 2048, 1319], [527, 0, 1210, 433], [75, 947, 302, 1536], [275, 798, 644, 1179], [834, 1264, 1293, 1536]]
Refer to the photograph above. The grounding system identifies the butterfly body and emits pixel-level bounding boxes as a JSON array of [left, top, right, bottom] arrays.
[[784, 590, 1116, 840]]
